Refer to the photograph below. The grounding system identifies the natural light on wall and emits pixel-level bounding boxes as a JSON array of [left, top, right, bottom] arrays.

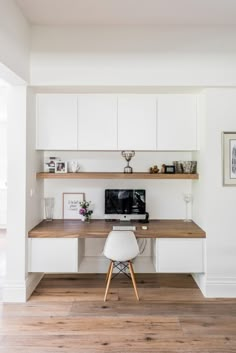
[[0, 81, 9, 228]]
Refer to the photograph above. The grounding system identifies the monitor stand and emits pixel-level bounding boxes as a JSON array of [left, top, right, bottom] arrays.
[[104, 214, 146, 221], [119, 215, 132, 221]]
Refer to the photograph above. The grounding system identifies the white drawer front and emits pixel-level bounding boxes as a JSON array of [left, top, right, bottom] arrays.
[[28, 238, 79, 273], [155, 238, 204, 273]]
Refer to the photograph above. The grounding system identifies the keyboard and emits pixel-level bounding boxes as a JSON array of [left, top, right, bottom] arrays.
[[112, 225, 136, 231]]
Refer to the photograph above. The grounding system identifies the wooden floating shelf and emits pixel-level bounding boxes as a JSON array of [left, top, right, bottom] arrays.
[[37, 172, 199, 180]]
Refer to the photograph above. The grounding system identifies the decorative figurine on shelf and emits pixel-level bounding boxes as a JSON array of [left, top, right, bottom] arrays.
[[150, 165, 159, 173], [45, 157, 61, 173], [161, 164, 166, 173], [70, 160, 80, 173], [79, 200, 93, 222], [121, 151, 135, 173]]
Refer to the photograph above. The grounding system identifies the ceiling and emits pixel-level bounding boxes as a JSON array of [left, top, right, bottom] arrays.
[[15, 0, 236, 26]]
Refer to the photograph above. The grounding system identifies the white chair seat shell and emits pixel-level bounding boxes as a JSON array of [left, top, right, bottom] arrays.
[[103, 230, 140, 262]]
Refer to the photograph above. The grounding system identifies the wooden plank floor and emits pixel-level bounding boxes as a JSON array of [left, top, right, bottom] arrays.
[[1, 273, 236, 352]]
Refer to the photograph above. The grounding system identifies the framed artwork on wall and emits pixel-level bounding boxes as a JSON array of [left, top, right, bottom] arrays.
[[222, 132, 236, 186], [63, 192, 85, 219]]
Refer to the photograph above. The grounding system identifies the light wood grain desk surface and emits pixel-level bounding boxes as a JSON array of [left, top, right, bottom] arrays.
[[28, 219, 206, 239]]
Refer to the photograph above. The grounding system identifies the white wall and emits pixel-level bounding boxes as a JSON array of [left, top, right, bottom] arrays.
[[3, 21, 236, 298], [3, 85, 44, 302], [193, 88, 236, 297], [0, 0, 30, 82], [0, 86, 8, 227], [0, 1, 34, 302], [44, 151, 193, 220], [43, 150, 194, 267], [3, 86, 27, 302], [26, 87, 44, 232], [31, 25, 236, 86]]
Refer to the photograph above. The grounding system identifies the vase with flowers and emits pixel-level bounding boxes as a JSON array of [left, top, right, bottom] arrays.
[[79, 200, 93, 222]]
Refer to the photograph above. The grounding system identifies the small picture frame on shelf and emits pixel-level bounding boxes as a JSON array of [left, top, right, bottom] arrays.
[[222, 131, 236, 186], [164, 165, 176, 174], [63, 192, 85, 219], [55, 161, 67, 173]]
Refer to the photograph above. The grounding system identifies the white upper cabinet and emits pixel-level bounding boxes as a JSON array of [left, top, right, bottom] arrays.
[[36, 93, 198, 151], [36, 94, 78, 150], [157, 94, 197, 150], [117, 95, 157, 150], [78, 95, 117, 150]]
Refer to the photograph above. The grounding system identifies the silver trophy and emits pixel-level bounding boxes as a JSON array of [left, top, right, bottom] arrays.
[[121, 151, 135, 173]]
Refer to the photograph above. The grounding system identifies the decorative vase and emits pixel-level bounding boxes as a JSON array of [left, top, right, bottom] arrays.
[[82, 215, 91, 222]]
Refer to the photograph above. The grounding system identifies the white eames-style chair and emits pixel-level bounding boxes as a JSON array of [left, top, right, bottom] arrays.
[[103, 230, 140, 301]]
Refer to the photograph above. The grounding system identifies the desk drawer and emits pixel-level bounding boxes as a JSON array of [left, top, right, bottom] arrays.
[[28, 238, 83, 273], [153, 238, 205, 273]]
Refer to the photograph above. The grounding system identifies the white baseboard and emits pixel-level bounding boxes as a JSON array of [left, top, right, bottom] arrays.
[[205, 276, 236, 298], [192, 273, 236, 298], [2, 280, 27, 303], [26, 272, 44, 300], [192, 273, 207, 296], [2, 273, 44, 302]]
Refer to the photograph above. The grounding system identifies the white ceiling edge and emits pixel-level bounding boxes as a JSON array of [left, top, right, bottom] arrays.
[[29, 86, 205, 94], [15, 0, 236, 26]]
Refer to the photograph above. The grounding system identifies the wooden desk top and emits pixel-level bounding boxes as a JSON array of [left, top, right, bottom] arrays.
[[28, 219, 206, 239]]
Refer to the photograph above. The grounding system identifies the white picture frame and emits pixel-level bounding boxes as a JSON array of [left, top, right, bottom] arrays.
[[222, 132, 236, 186], [55, 161, 67, 173], [63, 192, 85, 219]]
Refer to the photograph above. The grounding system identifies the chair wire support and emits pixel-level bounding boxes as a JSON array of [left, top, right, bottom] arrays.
[[111, 261, 131, 281]]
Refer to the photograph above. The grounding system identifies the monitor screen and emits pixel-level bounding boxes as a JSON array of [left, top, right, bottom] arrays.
[[105, 189, 146, 220]]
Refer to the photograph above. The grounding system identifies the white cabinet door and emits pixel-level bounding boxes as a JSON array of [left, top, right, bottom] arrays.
[[154, 238, 204, 273], [28, 238, 80, 273], [157, 94, 197, 150], [36, 94, 78, 150], [118, 95, 157, 150], [78, 95, 117, 150]]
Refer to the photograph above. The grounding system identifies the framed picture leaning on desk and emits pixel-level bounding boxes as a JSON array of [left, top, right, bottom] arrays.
[[63, 192, 85, 219]]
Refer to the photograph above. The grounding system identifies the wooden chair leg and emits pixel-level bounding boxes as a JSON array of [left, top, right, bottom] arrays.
[[105, 261, 113, 284], [104, 261, 113, 302], [128, 261, 139, 301]]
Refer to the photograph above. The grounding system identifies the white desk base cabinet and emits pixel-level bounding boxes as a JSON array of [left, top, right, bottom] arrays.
[[28, 238, 84, 273], [28, 237, 204, 274], [152, 238, 204, 273]]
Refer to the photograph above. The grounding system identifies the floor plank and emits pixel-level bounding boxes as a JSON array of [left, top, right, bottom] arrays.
[[1, 273, 236, 353], [70, 301, 236, 317]]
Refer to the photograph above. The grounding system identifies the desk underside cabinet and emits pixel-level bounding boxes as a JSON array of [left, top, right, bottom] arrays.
[[28, 237, 205, 274], [28, 238, 85, 273], [152, 238, 205, 273]]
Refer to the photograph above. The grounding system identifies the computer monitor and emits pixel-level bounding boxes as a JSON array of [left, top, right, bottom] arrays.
[[104, 189, 146, 221]]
